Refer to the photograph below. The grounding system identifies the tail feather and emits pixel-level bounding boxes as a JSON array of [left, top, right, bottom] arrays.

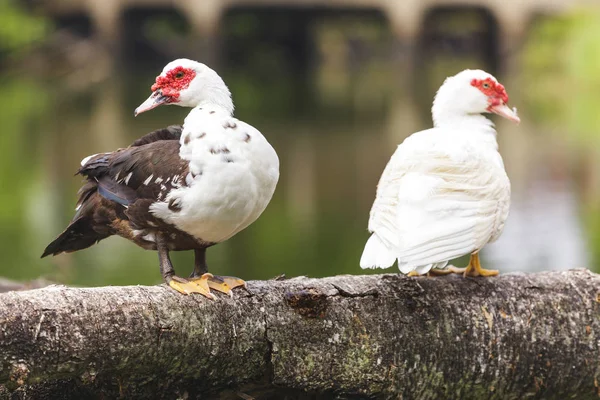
[[41, 216, 108, 257], [42, 185, 110, 258], [360, 234, 396, 269], [361, 234, 450, 275]]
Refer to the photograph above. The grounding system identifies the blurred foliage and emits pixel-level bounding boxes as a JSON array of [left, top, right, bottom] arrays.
[[587, 208, 600, 273], [0, 77, 51, 279], [0, 0, 50, 55], [142, 14, 189, 42], [522, 10, 600, 271], [522, 11, 600, 144]]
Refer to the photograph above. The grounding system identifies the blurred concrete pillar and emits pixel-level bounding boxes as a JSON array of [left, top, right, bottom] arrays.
[[174, 0, 224, 66], [383, 0, 423, 43], [492, 6, 531, 73], [87, 0, 122, 54], [381, 0, 424, 81]]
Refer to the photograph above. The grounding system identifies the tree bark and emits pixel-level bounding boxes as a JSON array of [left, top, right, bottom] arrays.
[[0, 270, 599, 399]]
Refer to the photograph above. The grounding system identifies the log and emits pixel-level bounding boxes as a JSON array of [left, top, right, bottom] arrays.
[[0, 270, 599, 399]]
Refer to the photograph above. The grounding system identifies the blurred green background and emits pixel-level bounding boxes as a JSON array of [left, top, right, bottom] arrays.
[[0, 0, 598, 287]]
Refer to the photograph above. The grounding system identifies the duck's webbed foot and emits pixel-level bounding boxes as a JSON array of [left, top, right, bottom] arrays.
[[189, 274, 246, 297], [158, 236, 215, 299], [168, 275, 215, 299], [449, 253, 499, 277], [190, 248, 247, 297]]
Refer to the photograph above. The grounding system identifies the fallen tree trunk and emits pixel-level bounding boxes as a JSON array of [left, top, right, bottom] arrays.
[[0, 270, 598, 399]]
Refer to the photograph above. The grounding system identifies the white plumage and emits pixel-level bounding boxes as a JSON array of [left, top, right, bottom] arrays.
[[361, 69, 519, 275], [151, 105, 279, 244]]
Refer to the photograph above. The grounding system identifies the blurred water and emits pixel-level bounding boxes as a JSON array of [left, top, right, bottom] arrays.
[[0, 45, 596, 286]]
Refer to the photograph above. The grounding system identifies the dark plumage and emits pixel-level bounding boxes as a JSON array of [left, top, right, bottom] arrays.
[[41, 125, 208, 258]]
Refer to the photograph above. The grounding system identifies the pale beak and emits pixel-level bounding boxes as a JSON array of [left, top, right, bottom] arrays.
[[489, 102, 520, 124], [134, 90, 170, 117]]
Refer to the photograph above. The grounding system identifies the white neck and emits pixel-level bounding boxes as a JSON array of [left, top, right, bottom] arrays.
[[433, 111, 495, 132], [432, 111, 499, 151], [181, 78, 234, 116], [197, 100, 234, 116], [202, 87, 234, 116]]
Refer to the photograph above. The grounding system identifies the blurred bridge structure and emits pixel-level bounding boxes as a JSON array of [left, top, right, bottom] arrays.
[[39, 0, 596, 40], [35, 0, 599, 71]]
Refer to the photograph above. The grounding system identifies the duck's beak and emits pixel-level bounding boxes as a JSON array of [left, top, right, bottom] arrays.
[[134, 90, 170, 117], [489, 102, 520, 124]]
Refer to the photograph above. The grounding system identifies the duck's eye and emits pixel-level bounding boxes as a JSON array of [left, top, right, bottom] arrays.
[[482, 82, 490, 89], [175, 71, 185, 79]]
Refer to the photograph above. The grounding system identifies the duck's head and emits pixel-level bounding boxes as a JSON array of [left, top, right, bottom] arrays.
[[135, 58, 233, 116], [432, 69, 520, 127]]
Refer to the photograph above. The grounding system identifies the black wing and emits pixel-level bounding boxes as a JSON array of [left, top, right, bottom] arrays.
[[79, 140, 189, 206], [42, 126, 188, 257]]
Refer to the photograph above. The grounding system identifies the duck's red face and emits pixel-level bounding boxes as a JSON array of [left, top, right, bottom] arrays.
[[135, 66, 197, 116], [151, 67, 196, 102], [470, 77, 520, 124]]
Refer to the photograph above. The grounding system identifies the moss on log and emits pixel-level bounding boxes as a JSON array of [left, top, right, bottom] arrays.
[[0, 270, 599, 399]]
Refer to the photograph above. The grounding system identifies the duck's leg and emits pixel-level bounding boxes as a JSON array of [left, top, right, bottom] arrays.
[[158, 236, 214, 299], [189, 248, 246, 296], [448, 253, 499, 277]]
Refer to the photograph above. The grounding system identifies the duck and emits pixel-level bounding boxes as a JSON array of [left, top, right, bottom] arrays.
[[42, 59, 280, 298], [360, 69, 520, 277]]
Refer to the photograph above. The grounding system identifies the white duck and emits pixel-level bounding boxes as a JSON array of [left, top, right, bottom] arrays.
[[360, 69, 520, 277], [43, 59, 280, 298]]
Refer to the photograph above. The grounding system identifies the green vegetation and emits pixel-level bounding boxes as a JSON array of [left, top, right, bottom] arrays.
[[522, 11, 600, 270], [0, 0, 50, 55], [0, 78, 51, 279], [522, 11, 600, 144]]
